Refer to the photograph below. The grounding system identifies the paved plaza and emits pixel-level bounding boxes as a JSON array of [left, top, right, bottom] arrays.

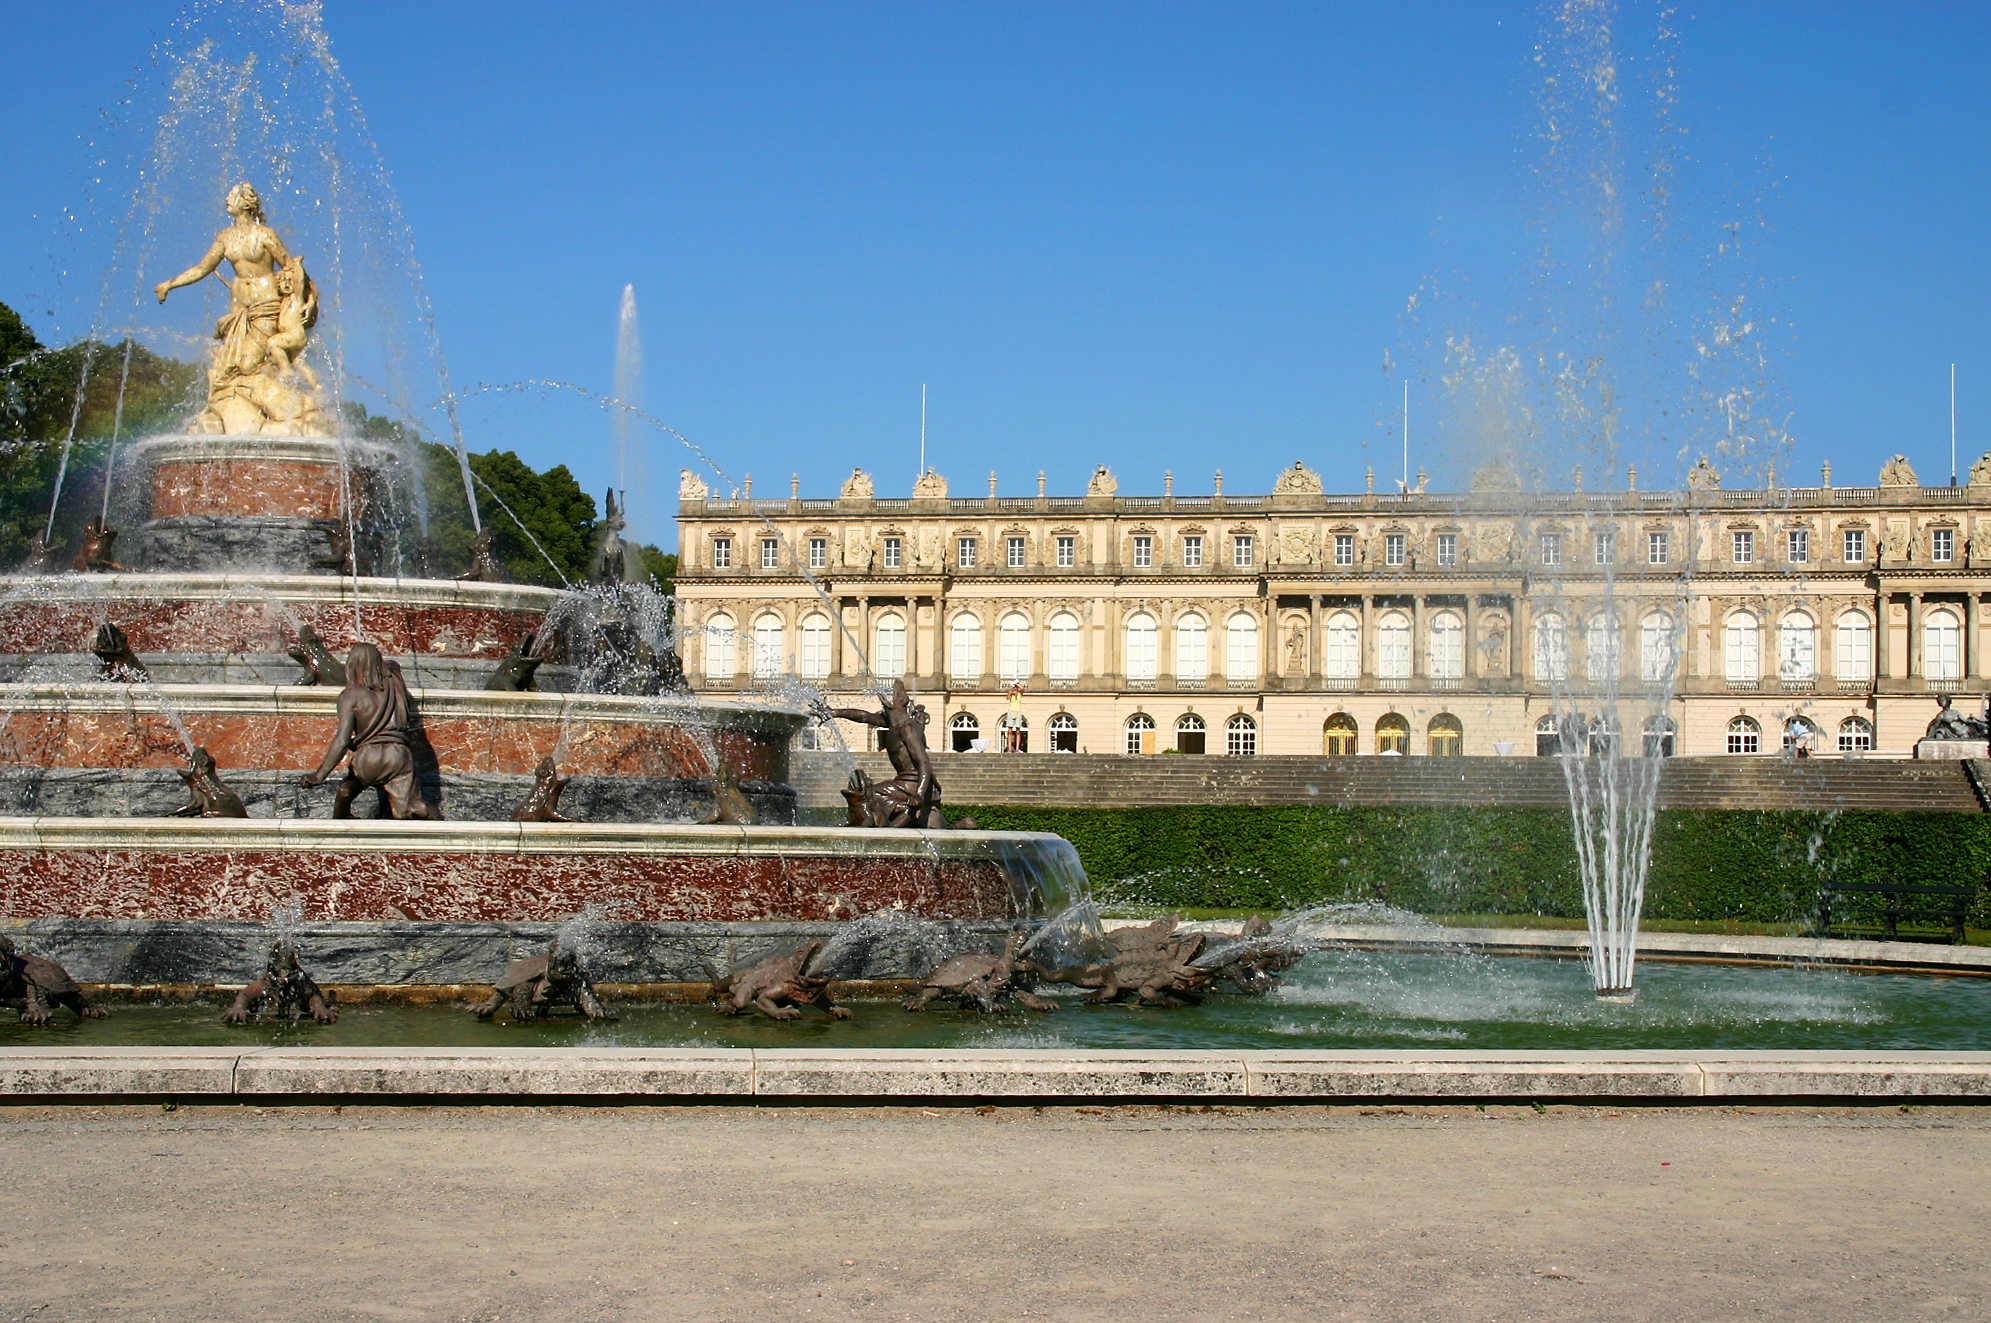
[[1, 1101, 1985, 1321]]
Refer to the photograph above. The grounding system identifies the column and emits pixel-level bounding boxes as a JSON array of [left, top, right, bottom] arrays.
[[1309, 593, 1323, 687], [1875, 591, 1892, 683], [1411, 594, 1428, 680], [1977, 593, 1991, 681], [1359, 594, 1375, 681], [1464, 594, 1480, 681], [1909, 592, 1924, 681]]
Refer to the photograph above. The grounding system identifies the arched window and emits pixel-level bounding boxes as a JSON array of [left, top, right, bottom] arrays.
[[1588, 715, 1619, 759], [1125, 712, 1157, 755], [950, 613, 983, 681], [1125, 612, 1158, 682], [1726, 714, 1761, 754], [998, 612, 1031, 681], [873, 613, 907, 678], [1048, 612, 1082, 681], [1049, 712, 1079, 753], [1428, 713, 1463, 757], [1835, 612, 1873, 684], [1377, 611, 1411, 680], [705, 612, 737, 680], [752, 613, 786, 679], [1925, 607, 1962, 682], [1429, 611, 1464, 680], [1323, 713, 1358, 757], [1176, 713, 1206, 755], [1535, 713, 1563, 757], [1778, 612, 1817, 683], [1225, 713, 1258, 756], [1376, 713, 1410, 755], [1585, 614, 1620, 683], [1640, 612, 1676, 685], [1643, 715, 1675, 758], [1724, 612, 1761, 684], [1225, 614, 1259, 684], [1783, 715, 1822, 754], [999, 710, 1028, 753], [1534, 613, 1569, 683], [1324, 611, 1360, 681], [1174, 613, 1208, 683], [798, 612, 831, 680], [1838, 715, 1875, 753], [949, 711, 980, 753]]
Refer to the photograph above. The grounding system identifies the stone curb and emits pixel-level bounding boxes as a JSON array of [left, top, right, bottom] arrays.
[[3, 1048, 1990, 1102]]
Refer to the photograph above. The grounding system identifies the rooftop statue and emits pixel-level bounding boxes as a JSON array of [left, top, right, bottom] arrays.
[[678, 468, 710, 501], [1272, 460, 1323, 495], [154, 182, 332, 437], [1686, 456, 1722, 491], [1879, 454, 1920, 488], [840, 467, 875, 500], [912, 467, 949, 499], [1970, 453, 1991, 488], [1087, 465, 1119, 497]]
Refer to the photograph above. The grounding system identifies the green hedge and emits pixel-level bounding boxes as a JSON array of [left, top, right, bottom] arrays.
[[953, 804, 1991, 927]]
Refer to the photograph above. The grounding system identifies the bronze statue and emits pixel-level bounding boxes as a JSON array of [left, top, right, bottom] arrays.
[[455, 528, 508, 583], [172, 747, 248, 818], [696, 762, 755, 825], [298, 642, 442, 820], [0, 934, 107, 1026], [222, 941, 337, 1024], [828, 681, 946, 828], [1192, 917, 1308, 996], [15, 530, 64, 574], [71, 516, 126, 572], [1027, 917, 1212, 1006], [904, 934, 1058, 1013], [91, 621, 149, 682], [483, 633, 543, 692], [470, 941, 614, 1022], [511, 757, 575, 822], [313, 521, 372, 576], [711, 941, 852, 1021], [286, 623, 347, 687], [597, 489, 627, 586]]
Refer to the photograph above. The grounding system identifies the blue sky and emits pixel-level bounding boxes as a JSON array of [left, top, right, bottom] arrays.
[[3, 2, 1988, 546]]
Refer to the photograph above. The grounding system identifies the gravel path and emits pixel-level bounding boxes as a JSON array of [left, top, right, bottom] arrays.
[[1, 1101, 1986, 1321]]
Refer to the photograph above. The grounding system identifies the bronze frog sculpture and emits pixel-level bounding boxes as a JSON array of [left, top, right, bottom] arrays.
[[697, 762, 755, 825], [470, 941, 614, 1022], [712, 941, 852, 1021], [171, 746, 249, 818], [483, 633, 544, 692], [511, 757, 575, 823], [222, 941, 337, 1024], [92, 621, 150, 682], [286, 623, 347, 687], [904, 934, 1057, 1013], [0, 935, 108, 1026]]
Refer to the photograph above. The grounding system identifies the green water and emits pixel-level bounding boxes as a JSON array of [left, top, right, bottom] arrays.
[[10, 950, 1991, 1051]]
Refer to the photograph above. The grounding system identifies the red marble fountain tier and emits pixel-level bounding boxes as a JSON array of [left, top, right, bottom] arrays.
[[136, 433, 393, 522], [0, 687, 800, 782], [0, 573, 567, 664]]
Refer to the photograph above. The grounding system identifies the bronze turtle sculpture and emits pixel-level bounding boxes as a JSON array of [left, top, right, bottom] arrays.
[[0, 934, 108, 1026], [1029, 918, 1212, 1007], [712, 941, 851, 1021], [905, 934, 1057, 1013]]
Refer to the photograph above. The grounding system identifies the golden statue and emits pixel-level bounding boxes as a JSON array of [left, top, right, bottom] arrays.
[[155, 182, 332, 437]]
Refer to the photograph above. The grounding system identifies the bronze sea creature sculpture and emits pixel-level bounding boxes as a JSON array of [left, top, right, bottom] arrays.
[[91, 621, 150, 682], [0, 934, 107, 1026], [697, 762, 755, 825], [1192, 917, 1309, 996], [172, 746, 249, 818], [298, 643, 443, 820], [71, 515, 126, 572], [470, 941, 614, 1023], [484, 633, 544, 692], [223, 940, 337, 1024], [1028, 917, 1212, 1007], [712, 941, 852, 1021], [597, 488, 627, 586], [904, 934, 1057, 1013], [511, 757, 575, 823], [455, 528, 509, 583], [286, 623, 347, 687]]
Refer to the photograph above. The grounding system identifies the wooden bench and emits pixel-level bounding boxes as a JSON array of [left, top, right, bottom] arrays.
[[1814, 881, 1979, 945]]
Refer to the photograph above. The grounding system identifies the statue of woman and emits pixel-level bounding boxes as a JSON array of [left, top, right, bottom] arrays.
[[155, 182, 329, 436]]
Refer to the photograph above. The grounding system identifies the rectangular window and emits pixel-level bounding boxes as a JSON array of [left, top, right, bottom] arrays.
[[761, 538, 779, 569], [1055, 536, 1076, 568], [1594, 532, 1615, 565], [1132, 535, 1153, 568], [1540, 533, 1562, 566], [882, 537, 902, 569], [1385, 533, 1406, 567], [1787, 528, 1808, 564], [1007, 536, 1025, 568], [1334, 534, 1355, 567], [807, 537, 827, 570], [1233, 535, 1254, 568], [957, 537, 977, 569], [1843, 528, 1866, 563], [1648, 531, 1669, 566], [1732, 530, 1755, 564], [1181, 536, 1203, 568], [1436, 533, 1457, 568], [1932, 527, 1955, 563], [711, 537, 732, 569]]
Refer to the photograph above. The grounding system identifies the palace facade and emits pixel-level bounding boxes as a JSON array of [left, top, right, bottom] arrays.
[[672, 455, 1991, 760]]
